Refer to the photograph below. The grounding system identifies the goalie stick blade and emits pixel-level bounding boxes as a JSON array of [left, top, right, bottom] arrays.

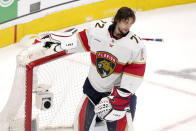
[[141, 38, 164, 42], [154, 38, 164, 42]]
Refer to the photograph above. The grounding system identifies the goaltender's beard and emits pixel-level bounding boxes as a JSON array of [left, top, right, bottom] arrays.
[[117, 26, 128, 37]]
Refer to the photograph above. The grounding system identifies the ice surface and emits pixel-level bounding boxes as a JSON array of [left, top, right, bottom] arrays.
[[0, 3, 196, 131]]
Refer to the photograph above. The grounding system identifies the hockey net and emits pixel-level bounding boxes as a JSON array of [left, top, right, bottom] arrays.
[[0, 36, 90, 131]]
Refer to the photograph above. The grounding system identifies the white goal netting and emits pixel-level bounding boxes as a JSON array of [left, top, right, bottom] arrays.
[[0, 47, 90, 131]]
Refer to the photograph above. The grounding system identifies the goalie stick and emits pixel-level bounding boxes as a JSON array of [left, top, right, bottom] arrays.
[[62, 28, 163, 43]]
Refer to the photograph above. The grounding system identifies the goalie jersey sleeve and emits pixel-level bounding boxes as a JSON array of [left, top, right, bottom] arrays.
[[120, 40, 146, 94], [71, 25, 146, 94], [67, 29, 91, 53]]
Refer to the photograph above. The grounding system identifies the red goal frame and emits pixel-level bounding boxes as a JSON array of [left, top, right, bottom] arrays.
[[25, 51, 67, 131]]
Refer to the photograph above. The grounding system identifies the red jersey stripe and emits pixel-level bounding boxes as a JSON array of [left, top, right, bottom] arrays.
[[90, 52, 96, 65], [114, 63, 124, 73], [124, 63, 146, 77], [78, 30, 90, 51]]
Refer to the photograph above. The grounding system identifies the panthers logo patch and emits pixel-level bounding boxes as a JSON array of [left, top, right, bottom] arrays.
[[96, 51, 117, 78]]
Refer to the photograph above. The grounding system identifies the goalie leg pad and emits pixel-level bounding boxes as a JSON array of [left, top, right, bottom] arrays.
[[106, 115, 128, 131], [129, 94, 137, 120], [74, 95, 96, 131]]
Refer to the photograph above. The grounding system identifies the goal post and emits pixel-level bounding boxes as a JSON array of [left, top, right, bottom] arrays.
[[25, 51, 67, 131]]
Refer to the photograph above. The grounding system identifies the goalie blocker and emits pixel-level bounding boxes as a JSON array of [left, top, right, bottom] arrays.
[[74, 78, 136, 131]]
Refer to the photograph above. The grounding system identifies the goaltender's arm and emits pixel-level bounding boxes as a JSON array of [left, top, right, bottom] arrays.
[[120, 41, 147, 94], [67, 29, 92, 53]]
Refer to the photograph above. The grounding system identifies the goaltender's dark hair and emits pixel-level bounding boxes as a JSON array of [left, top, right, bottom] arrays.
[[113, 7, 136, 25]]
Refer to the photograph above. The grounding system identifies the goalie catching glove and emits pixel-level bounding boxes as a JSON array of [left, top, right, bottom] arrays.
[[17, 28, 78, 65], [37, 28, 78, 52], [94, 87, 132, 121]]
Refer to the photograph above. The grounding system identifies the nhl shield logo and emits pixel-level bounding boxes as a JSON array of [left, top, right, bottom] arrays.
[[96, 51, 117, 78]]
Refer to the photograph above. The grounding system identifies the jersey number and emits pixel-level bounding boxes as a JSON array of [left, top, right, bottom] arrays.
[[95, 20, 107, 28], [130, 34, 140, 44]]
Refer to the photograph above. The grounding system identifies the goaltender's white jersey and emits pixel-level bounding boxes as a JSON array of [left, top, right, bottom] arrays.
[[69, 21, 146, 94]]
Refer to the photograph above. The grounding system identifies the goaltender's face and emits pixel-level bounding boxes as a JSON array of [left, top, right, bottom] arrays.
[[115, 17, 134, 35]]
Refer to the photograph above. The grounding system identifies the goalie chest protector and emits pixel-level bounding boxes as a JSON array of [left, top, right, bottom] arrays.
[[77, 22, 146, 93]]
